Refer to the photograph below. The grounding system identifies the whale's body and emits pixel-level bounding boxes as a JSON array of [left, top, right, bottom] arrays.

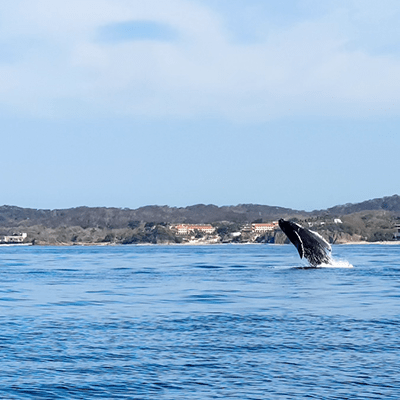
[[278, 219, 332, 267]]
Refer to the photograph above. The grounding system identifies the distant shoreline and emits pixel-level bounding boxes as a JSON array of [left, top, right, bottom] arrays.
[[1, 195, 399, 245], [340, 241, 400, 245], [4, 241, 398, 247]]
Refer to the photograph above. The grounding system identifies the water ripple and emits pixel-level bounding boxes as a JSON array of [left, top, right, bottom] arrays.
[[0, 245, 399, 399]]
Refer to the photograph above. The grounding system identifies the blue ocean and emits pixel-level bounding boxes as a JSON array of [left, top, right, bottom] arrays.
[[0, 244, 399, 399]]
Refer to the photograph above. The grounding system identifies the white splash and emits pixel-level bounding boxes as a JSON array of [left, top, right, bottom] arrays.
[[320, 259, 354, 268]]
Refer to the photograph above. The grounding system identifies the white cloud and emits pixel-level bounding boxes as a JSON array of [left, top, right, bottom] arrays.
[[0, 0, 400, 120]]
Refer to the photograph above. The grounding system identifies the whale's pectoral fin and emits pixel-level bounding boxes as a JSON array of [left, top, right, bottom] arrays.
[[293, 231, 304, 259]]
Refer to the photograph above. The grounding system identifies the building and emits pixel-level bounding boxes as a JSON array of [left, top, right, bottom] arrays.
[[173, 224, 215, 235], [241, 225, 253, 233], [394, 224, 400, 240], [251, 222, 279, 233], [0, 233, 27, 243]]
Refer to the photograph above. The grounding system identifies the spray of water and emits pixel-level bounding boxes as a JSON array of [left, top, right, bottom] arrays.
[[319, 258, 354, 269]]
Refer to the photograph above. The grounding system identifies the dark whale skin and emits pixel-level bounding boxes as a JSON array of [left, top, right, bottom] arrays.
[[278, 219, 332, 267]]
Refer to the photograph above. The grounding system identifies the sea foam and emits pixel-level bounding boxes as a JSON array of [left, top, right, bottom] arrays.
[[320, 259, 354, 268]]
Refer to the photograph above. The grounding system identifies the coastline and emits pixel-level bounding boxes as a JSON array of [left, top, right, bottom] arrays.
[[10, 240, 400, 247], [0, 243, 33, 247], [340, 240, 400, 245]]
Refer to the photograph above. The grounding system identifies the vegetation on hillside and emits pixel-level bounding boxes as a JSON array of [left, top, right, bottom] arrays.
[[1, 195, 399, 245]]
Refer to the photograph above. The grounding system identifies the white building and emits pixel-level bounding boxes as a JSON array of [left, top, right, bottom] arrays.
[[0, 233, 27, 243], [173, 224, 215, 235], [394, 224, 400, 240], [251, 222, 279, 233]]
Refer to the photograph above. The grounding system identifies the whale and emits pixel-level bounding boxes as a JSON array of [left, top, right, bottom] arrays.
[[278, 219, 332, 267]]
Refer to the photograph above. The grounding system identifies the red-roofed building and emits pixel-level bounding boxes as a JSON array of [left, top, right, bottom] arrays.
[[251, 222, 278, 233]]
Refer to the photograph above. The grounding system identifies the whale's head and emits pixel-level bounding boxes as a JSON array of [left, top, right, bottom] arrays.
[[278, 219, 300, 235]]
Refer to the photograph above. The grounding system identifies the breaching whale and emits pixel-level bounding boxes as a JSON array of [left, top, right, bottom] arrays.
[[278, 219, 332, 267]]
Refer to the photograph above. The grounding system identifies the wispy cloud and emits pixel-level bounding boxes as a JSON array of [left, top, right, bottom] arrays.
[[0, 0, 399, 121]]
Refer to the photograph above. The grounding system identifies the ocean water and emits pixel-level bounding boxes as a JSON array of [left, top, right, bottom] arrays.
[[0, 244, 399, 399]]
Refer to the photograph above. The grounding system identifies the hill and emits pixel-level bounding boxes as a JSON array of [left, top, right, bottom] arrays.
[[320, 195, 400, 215], [0, 203, 305, 229], [0, 195, 399, 245]]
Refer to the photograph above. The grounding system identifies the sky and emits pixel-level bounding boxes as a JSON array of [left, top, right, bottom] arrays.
[[1, 0, 399, 211]]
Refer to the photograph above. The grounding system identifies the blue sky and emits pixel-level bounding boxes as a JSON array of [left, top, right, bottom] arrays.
[[1, 0, 399, 211]]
